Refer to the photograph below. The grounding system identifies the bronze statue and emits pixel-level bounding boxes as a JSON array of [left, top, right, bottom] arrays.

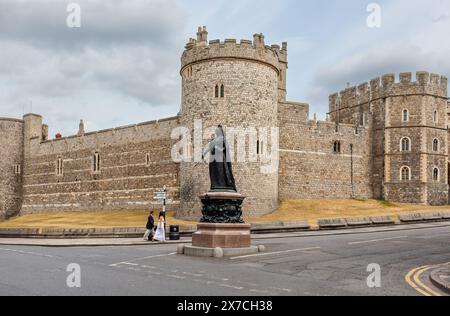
[[203, 126, 237, 192]]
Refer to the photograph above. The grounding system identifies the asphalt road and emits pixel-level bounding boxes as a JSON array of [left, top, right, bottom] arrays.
[[1, 223, 450, 296]]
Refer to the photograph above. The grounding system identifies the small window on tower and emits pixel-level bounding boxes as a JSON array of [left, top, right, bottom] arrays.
[[433, 168, 440, 182], [333, 141, 341, 154], [56, 158, 63, 176], [214, 85, 219, 98], [14, 164, 21, 175], [401, 137, 411, 152], [93, 152, 101, 173], [401, 166, 411, 181], [146, 153, 151, 166], [433, 139, 439, 152], [220, 84, 225, 98], [433, 110, 438, 124], [402, 109, 409, 123]]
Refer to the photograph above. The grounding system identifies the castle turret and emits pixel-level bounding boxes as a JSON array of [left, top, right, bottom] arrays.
[[178, 27, 287, 219], [0, 117, 24, 219]]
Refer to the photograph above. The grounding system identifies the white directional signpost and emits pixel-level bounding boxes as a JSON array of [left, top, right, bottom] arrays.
[[153, 185, 173, 219]]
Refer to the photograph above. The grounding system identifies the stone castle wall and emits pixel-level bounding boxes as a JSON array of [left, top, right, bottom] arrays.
[[20, 117, 181, 215], [278, 104, 373, 200], [0, 118, 24, 219]]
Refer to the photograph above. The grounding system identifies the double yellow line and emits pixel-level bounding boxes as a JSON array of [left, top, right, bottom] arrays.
[[405, 262, 450, 296]]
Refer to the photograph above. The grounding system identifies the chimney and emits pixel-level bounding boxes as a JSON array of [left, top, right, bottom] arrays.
[[78, 119, 85, 136]]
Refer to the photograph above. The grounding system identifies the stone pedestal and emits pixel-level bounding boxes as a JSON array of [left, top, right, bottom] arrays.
[[192, 223, 251, 249], [181, 191, 263, 258]]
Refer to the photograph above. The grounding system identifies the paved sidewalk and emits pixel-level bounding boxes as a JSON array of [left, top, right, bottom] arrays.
[[430, 264, 450, 294], [0, 237, 192, 247]]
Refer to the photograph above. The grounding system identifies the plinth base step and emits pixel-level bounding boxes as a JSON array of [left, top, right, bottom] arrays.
[[180, 245, 262, 258]]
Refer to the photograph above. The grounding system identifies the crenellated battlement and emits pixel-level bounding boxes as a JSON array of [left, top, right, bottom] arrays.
[[329, 72, 448, 113], [181, 27, 287, 73]]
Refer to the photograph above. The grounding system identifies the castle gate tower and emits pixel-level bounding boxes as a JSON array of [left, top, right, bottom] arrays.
[[0, 118, 24, 219], [329, 72, 448, 205], [178, 27, 286, 219]]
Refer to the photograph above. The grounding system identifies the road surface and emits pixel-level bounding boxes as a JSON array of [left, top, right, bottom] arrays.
[[1, 222, 449, 296]]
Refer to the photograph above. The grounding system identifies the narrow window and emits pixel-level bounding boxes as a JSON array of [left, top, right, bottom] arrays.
[[433, 110, 438, 124], [401, 137, 411, 152], [215, 85, 219, 98], [433, 168, 439, 182], [220, 84, 225, 98], [14, 164, 21, 175], [401, 166, 411, 181], [433, 139, 439, 152], [146, 153, 151, 166], [402, 109, 409, 123], [359, 113, 366, 127], [333, 141, 341, 154], [257, 140, 260, 155], [56, 158, 63, 176], [93, 153, 101, 173]]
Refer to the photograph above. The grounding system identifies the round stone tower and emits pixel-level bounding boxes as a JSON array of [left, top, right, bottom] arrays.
[[178, 27, 285, 219], [0, 117, 24, 220]]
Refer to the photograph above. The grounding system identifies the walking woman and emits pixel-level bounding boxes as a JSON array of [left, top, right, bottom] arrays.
[[153, 212, 166, 242]]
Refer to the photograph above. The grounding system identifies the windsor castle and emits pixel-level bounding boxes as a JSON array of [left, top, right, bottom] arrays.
[[0, 27, 449, 220]]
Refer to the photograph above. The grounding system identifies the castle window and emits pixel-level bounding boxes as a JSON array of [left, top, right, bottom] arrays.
[[433, 168, 440, 182], [433, 110, 438, 124], [333, 141, 341, 154], [433, 138, 439, 152], [220, 84, 225, 98], [146, 153, 151, 166], [214, 85, 219, 98], [56, 158, 63, 176], [400, 137, 411, 152], [402, 109, 409, 123], [400, 166, 411, 181], [14, 164, 21, 175], [359, 113, 366, 127], [93, 152, 101, 173]]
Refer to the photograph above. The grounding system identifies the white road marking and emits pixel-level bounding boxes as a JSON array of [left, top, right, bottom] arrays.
[[348, 236, 408, 245], [230, 247, 321, 260], [0, 247, 54, 258], [109, 252, 176, 267]]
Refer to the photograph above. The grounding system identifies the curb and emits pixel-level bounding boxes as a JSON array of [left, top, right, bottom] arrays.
[[429, 265, 450, 295]]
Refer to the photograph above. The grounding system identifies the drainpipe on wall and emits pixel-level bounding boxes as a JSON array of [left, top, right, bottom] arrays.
[[350, 143, 355, 198]]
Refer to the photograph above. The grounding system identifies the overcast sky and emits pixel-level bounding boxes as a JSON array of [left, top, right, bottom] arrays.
[[0, 0, 449, 136]]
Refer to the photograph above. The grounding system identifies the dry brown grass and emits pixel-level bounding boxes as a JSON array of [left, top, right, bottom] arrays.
[[0, 199, 449, 229], [253, 199, 450, 227], [0, 210, 194, 229]]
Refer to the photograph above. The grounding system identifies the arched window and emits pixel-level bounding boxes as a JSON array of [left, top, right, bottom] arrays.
[[433, 168, 440, 182], [93, 152, 101, 173], [433, 110, 438, 124], [220, 84, 225, 98], [402, 109, 409, 123], [433, 138, 439, 152], [214, 85, 219, 98], [400, 166, 411, 181], [400, 137, 411, 152], [333, 141, 341, 154]]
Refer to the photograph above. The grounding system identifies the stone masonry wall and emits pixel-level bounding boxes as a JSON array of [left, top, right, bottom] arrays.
[[0, 118, 24, 219], [21, 118, 181, 214], [279, 105, 373, 200]]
